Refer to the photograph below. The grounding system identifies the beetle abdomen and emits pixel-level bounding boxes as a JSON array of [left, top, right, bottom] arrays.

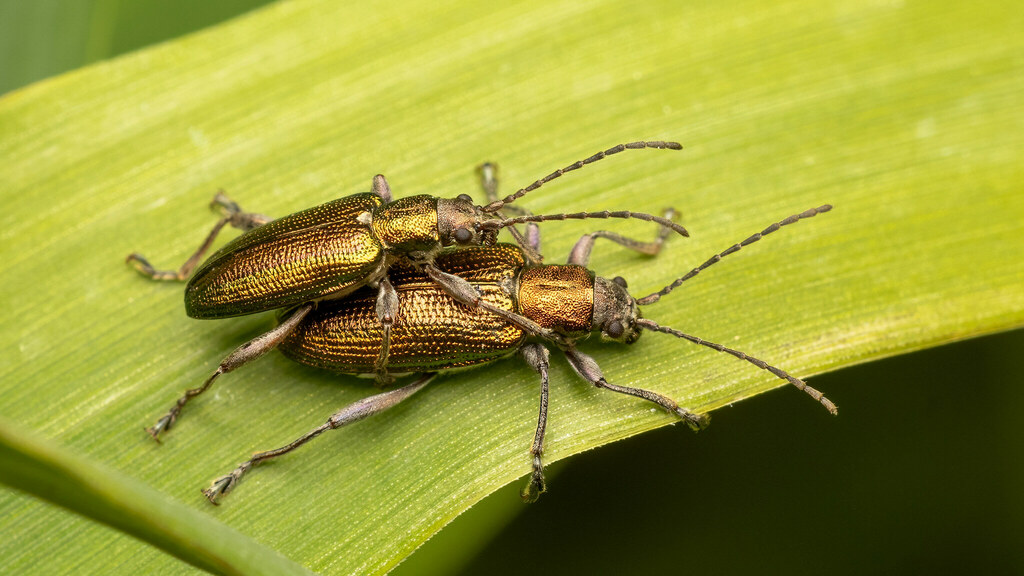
[[280, 284, 524, 373], [185, 194, 385, 318]]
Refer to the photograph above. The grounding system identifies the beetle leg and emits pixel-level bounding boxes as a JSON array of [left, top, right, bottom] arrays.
[[374, 277, 399, 387], [202, 373, 436, 504], [210, 191, 272, 231], [127, 191, 271, 281], [562, 346, 709, 431], [519, 343, 550, 502], [567, 208, 678, 267], [422, 264, 567, 346], [478, 162, 501, 205], [146, 303, 314, 441], [478, 162, 544, 264], [504, 221, 544, 264], [371, 174, 393, 203], [524, 222, 541, 253]]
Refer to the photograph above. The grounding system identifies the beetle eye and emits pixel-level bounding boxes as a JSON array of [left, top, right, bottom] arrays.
[[612, 276, 628, 288], [606, 321, 624, 339], [454, 227, 473, 243], [457, 194, 473, 202]]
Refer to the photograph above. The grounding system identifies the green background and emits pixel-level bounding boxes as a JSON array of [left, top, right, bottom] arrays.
[[1, 1, 1021, 574]]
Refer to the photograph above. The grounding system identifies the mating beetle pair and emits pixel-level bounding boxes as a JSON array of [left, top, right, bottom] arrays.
[[130, 142, 835, 503], [129, 141, 685, 405]]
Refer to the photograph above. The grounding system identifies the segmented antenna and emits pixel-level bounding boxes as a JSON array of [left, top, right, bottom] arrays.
[[481, 141, 683, 213], [480, 210, 689, 238], [635, 318, 837, 415], [636, 205, 832, 305]]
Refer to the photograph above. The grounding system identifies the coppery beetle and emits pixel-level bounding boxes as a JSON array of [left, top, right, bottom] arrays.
[[131, 142, 689, 438], [193, 205, 835, 504]]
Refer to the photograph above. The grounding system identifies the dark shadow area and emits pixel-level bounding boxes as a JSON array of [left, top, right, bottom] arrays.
[[458, 329, 1024, 574]]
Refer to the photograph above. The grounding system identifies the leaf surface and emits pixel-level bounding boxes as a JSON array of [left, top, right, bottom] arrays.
[[0, 0, 1021, 574]]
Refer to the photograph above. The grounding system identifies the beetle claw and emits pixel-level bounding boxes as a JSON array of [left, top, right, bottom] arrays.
[[146, 414, 174, 442], [202, 477, 231, 505], [676, 408, 710, 432], [125, 253, 154, 273], [146, 407, 181, 442], [203, 463, 247, 505], [520, 471, 547, 503]]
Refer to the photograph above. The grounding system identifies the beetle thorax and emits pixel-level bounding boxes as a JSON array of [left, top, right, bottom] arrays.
[[372, 195, 440, 253], [517, 265, 594, 337]]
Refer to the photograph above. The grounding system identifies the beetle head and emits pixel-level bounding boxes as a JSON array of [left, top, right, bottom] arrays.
[[437, 195, 499, 247], [592, 275, 643, 344]]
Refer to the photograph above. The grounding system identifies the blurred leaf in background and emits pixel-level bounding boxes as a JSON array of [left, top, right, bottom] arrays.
[[1, 1, 1022, 575], [0, 0, 275, 95]]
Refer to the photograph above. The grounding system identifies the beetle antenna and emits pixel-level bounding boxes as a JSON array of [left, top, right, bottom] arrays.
[[480, 141, 683, 213], [636, 205, 832, 305], [635, 318, 837, 415], [479, 210, 689, 238]]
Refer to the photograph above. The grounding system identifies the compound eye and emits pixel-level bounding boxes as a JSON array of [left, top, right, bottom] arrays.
[[457, 194, 473, 202], [612, 276, 628, 288], [606, 320, 624, 339], [454, 227, 474, 243]]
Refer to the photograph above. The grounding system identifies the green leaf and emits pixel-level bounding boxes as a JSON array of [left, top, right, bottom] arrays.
[[1, 0, 1021, 574], [0, 418, 313, 576]]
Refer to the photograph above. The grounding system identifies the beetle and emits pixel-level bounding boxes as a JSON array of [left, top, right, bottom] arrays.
[[193, 204, 835, 504], [130, 141, 690, 438]]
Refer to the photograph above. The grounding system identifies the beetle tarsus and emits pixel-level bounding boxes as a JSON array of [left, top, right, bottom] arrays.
[[210, 190, 271, 230], [203, 464, 246, 505], [126, 252, 185, 281], [146, 412, 176, 441], [127, 192, 269, 284], [521, 461, 546, 503], [675, 408, 711, 432]]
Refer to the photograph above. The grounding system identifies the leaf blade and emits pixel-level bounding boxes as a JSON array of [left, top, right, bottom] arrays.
[[0, 418, 313, 576], [0, 0, 1022, 574]]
